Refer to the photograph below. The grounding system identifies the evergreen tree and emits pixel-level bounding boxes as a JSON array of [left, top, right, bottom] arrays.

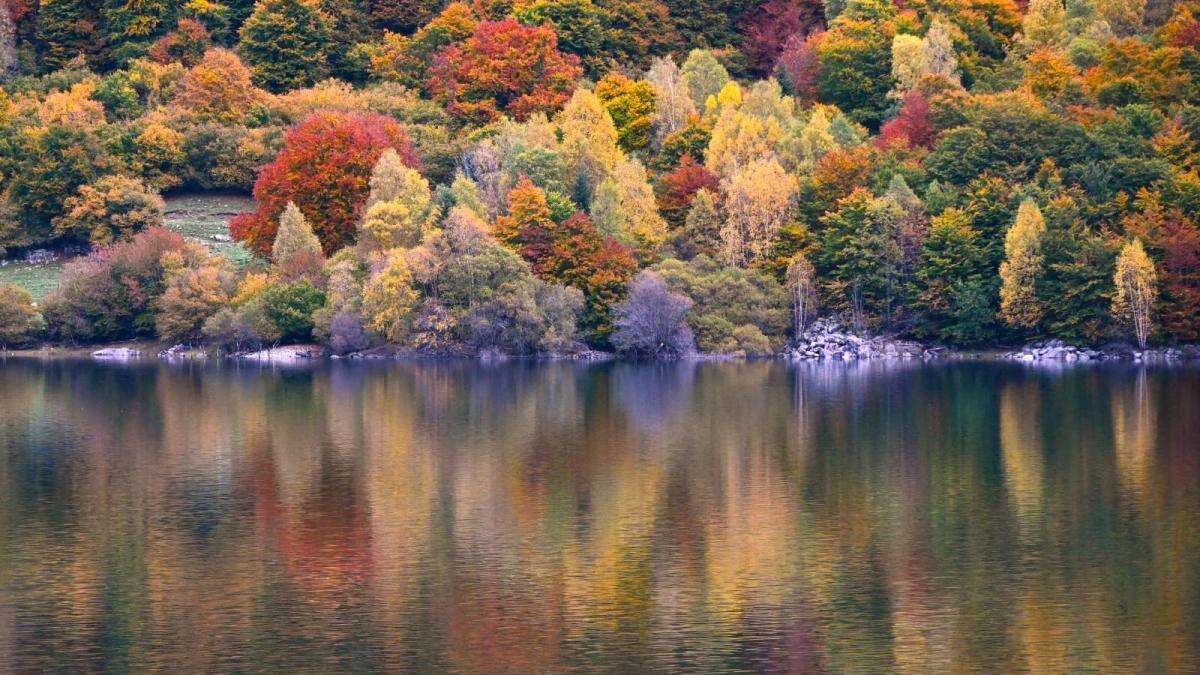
[[37, 0, 105, 71], [238, 0, 333, 92]]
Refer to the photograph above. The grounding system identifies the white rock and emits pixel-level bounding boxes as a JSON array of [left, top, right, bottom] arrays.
[[92, 347, 142, 360]]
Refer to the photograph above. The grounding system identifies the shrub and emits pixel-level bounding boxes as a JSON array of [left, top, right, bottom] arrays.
[[258, 280, 325, 343], [52, 175, 164, 246], [611, 271, 694, 357], [42, 228, 196, 343], [0, 284, 45, 347]]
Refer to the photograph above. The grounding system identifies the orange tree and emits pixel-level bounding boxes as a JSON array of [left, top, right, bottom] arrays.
[[231, 112, 419, 255]]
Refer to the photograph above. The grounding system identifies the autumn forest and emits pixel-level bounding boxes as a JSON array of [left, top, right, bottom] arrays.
[[0, 0, 1197, 356]]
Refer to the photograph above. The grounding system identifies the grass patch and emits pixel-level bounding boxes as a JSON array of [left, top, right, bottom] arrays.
[[0, 193, 256, 300], [0, 259, 67, 301]]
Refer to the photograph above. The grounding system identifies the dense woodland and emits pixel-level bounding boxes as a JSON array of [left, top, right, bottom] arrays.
[[0, 0, 1196, 355]]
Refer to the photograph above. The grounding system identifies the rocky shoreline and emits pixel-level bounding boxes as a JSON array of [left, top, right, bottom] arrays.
[[11, 326, 1200, 366]]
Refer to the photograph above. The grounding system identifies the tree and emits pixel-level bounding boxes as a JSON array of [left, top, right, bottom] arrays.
[[362, 248, 420, 343], [1113, 238, 1157, 349], [259, 279, 325, 343], [238, 0, 333, 92], [912, 208, 997, 344], [785, 252, 817, 334], [878, 89, 933, 148], [813, 188, 900, 331], [360, 149, 436, 250], [557, 87, 621, 205], [611, 271, 694, 357], [673, 187, 724, 260], [9, 126, 113, 247], [36, 0, 103, 70], [655, 155, 718, 230], [817, 0, 896, 128], [231, 112, 419, 255], [775, 31, 823, 103], [999, 200, 1048, 331], [156, 255, 235, 342], [513, 0, 606, 76], [174, 48, 265, 123], [645, 56, 696, 146], [271, 202, 324, 278], [427, 19, 582, 124], [1023, 0, 1070, 49], [740, 0, 826, 76], [681, 49, 730, 110], [148, 18, 211, 66], [595, 73, 656, 152], [369, 0, 442, 33], [53, 175, 164, 246], [720, 159, 798, 267], [653, 255, 790, 353], [0, 284, 44, 347], [590, 157, 667, 251], [103, 0, 176, 65]]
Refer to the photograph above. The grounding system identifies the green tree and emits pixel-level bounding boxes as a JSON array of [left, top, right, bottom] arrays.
[[238, 0, 333, 92]]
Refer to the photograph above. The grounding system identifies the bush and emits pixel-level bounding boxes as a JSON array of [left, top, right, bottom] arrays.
[[259, 280, 326, 343], [611, 272, 694, 357], [42, 228, 197, 343], [0, 284, 46, 347], [651, 256, 789, 352], [52, 175, 165, 246], [155, 256, 235, 343]]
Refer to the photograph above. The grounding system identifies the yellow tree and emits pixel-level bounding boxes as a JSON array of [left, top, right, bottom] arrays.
[[591, 157, 666, 252], [1112, 238, 1157, 349], [361, 249, 420, 343], [361, 149, 435, 250], [999, 200, 1047, 331], [556, 88, 621, 205], [720, 159, 797, 268], [785, 252, 817, 334]]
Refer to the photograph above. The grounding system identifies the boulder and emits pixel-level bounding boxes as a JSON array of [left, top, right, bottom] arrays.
[[92, 347, 141, 360]]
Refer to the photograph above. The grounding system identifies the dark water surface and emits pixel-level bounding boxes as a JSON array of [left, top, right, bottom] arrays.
[[1, 359, 1198, 672]]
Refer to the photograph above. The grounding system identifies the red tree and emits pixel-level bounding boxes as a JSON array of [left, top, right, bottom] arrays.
[[427, 19, 582, 124], [655, 155, 719, 229], [775, 31, 823, 103], [231, 112, 419, 255], [878, 90, 935, 148], [1158, 216, 1200, 341], [741, 0, 825, 76]]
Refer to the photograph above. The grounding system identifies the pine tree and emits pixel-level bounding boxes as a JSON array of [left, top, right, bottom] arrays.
[[1113, 238, 1157, 349], [238, 0, 333, 92], [999, 200, 1047, 331], [37, 0, 104, 71]]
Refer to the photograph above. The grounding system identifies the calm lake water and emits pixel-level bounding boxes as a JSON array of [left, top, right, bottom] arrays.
[[1, 359, 1197, 672]]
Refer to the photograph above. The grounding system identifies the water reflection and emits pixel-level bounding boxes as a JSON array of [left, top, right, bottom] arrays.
[[0, 359, 1197, 672]]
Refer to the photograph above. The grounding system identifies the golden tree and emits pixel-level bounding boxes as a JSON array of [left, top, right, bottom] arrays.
[[1112, 238, 1158, 350]]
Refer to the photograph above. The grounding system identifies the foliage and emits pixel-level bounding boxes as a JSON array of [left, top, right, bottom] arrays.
[[0, 283, 44, 346], [427, 19, 582, 124], [238, 0, 332, 92], [52, 175, 164, 246], [231, 111, 419, 255], [611, 271, 694, 357]]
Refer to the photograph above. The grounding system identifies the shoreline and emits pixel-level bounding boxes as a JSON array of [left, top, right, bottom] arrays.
[[4, 340, 1198, 367]]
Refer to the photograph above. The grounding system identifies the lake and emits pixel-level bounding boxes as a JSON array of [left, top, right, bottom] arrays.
[[1, 359, 1197, 672]]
